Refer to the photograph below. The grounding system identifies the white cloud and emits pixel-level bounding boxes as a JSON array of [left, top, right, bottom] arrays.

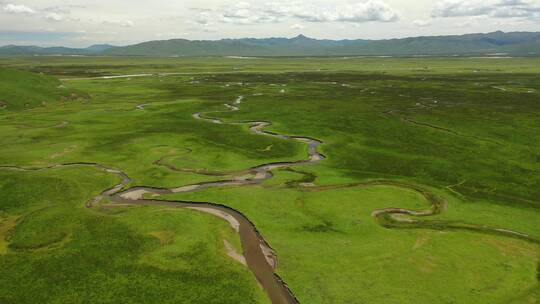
[[2, 3, 35, 14], [193, 11, 213, 25], [236, 1, 252, 9], [432, 0, 490, 17], [432, 0, 540, 20], [44, 12, 63, 22], [1, 3, 80, 23], [122, 20, 135, 27], [413, 19, 432, 26], [1, 0, 539, 47], [103, 20, 135, 27], [218, 2, 283, 24], [293, 1, 400, 23], [43, 5, 71, 14], [186, 12, 218, 32], [189, 0, 400, 27]]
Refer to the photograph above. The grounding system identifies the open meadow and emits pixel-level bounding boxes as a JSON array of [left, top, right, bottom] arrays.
[[0, 56, 539, 303]]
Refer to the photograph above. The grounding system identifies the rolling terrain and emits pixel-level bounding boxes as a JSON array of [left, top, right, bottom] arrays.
[[0, 56, 539, 303], [1, 31, 539, 57]]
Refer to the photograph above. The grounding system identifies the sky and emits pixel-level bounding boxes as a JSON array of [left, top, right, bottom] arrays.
[[0, 0, 539, 47]]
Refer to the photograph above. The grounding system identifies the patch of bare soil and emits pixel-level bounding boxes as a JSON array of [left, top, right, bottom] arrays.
[[148, 230, 175, 245], [0, 216, 19, 254], [186, 207, 240, 232], [223, 239, 247, 266]]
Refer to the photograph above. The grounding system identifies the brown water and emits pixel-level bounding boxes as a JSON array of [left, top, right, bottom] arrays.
[[105, 95, 324, 304]]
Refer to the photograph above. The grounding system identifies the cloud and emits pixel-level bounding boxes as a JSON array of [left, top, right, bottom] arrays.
[[189, 0, 400, 27], [103, 20, 135, 27], [290, 23, 305, 30], [291, 1, 400, 23], [2, 3, 35, 14], [185, 12, 218, 32], [192, 11, 213, 25], [42, 9, 79, 23], [43, 5, 71, 14], [218, 2, 283, 24], [432, 0, 540, 20], [413, 19, 432, 26], [1, 3, 80, 23], [44, 12, 64, 22]]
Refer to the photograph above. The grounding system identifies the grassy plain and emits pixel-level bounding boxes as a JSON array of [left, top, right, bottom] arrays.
[[0, 56, 539, 303]]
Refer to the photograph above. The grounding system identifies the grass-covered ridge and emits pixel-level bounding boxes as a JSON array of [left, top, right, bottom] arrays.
[[3, 31, 539, 56], [0, 68, 84, 111]]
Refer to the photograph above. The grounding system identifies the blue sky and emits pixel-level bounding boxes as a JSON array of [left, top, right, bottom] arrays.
[[0, 0, 539, 47], [0, 31, 79, 44]]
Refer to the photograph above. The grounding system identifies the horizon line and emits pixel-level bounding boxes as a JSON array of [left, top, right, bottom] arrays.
[[1, 30, 538, 49]]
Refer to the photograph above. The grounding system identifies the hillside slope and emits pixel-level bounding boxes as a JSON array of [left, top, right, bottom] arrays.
[[1, 31, 539, 57], [103, 31, 540, 57], [0, 68, 80, 110], [0, 44, 116, 56]]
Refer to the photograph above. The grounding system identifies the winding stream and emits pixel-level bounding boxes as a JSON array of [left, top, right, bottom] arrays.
[[2, 95, 539, 304], [104, 95, 325, 304]]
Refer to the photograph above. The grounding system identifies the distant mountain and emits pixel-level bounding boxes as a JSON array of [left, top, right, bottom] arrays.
[[0, 44, 116, 56], [84, 44, 117, 53], [102, 31, 540, 57], [99, 35, 369, 57], [1, 32, 539, 57]]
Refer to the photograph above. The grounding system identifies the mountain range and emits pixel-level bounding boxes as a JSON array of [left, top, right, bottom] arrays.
[[1, 31, 539, 57], [0, 44, 116, 56]]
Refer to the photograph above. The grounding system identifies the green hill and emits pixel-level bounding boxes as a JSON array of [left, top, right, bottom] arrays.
[[0, 44, 116, 56], [102, 31, 540, 57], [0, 68, 80, 111], [1, 31, 539, 57]]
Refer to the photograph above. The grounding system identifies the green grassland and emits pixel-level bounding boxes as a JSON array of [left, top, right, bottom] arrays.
[[0, 56, 539, 303], [0, 67, 84, 111], [2, 56, 540, 76], [0, 167, 268, 304]]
